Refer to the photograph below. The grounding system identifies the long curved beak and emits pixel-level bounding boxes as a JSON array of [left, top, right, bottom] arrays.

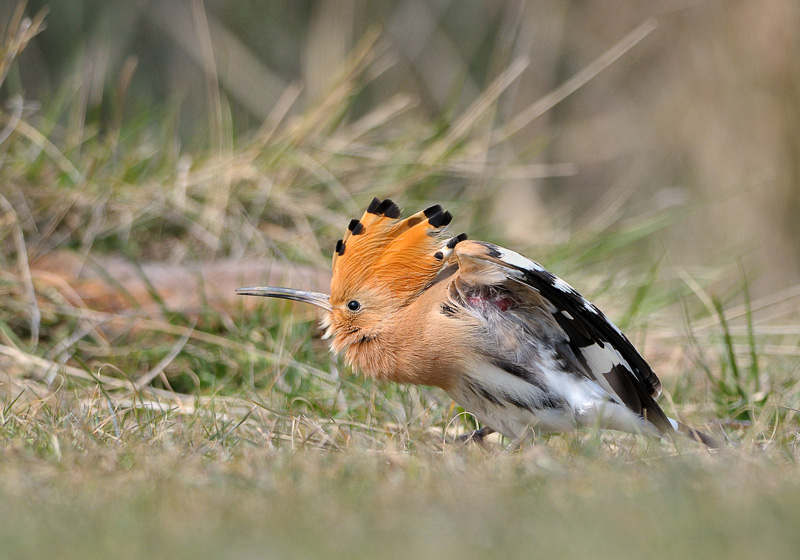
[[236, 286, 332, 312]]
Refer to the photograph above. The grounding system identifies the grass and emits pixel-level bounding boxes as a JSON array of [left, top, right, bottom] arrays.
[[2, 6, 800, 559], [3, 442, 800, 560]]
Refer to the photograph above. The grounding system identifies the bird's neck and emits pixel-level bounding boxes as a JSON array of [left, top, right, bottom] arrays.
[[342, 281, 463, 390], [342, 305, 413, 384]]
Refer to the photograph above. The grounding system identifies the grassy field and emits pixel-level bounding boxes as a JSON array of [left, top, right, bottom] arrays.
[[2, 6, 800, 559]]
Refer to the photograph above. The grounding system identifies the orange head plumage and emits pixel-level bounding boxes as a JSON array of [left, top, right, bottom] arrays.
[[331, 198, 453, 303], [236, 198, 465, 355]]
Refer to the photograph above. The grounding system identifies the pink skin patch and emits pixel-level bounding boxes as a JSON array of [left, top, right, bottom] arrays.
[[467, 295, 515, 311]]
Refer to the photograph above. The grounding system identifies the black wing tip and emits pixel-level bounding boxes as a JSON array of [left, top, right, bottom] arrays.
[[672, 420, 722, 449]]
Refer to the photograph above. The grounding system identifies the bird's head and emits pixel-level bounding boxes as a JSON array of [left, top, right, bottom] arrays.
[[237, 198, 464, 356]]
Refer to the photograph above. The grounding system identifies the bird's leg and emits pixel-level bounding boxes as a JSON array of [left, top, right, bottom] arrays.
[[503, 426, 535, 452], [456, 426, 495, 445], [504, 436, 524, 452]]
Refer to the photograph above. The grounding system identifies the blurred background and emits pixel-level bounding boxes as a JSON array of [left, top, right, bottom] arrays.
[[2, 0, 799, 296]]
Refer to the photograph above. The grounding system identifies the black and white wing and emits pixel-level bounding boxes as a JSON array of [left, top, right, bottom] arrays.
[[451, 240, 673, 435]]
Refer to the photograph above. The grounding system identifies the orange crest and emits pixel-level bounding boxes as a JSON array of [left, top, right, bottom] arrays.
[[330, 198, 465, 304]]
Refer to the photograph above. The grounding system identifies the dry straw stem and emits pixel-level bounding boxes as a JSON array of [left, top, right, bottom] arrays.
[[359, 19, 658, 186], [492, 18, 658, 145], [0, 2, 46, 87], [0, 344, 352, 450], [0, 195, 40, 347]]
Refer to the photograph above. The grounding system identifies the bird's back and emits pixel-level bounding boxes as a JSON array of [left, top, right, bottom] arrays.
[[420, 241, 668, 439]]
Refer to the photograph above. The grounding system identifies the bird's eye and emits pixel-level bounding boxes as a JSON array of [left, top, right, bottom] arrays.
[[347, 300, 361, 311]]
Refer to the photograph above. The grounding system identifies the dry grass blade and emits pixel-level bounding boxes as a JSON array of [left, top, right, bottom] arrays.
[[0, 95, 23, 146], [492, 18, 658, 145], [286, 27, 382, 147], [0, 2, 47, 87], [424, 55, 529, 163], [0, 194, 40, 347], [693, 283, 800, 331], [0, 343, 247, 415], [134, 323, 194, 390], [191, 0, 231, 247], [0, 115, 85, 184]]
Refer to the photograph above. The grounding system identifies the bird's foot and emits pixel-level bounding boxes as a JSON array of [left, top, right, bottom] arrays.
[[503, 426, 537, 452], [456, 427, 495, 445]]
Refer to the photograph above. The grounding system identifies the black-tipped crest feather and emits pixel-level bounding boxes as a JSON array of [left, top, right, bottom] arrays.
[[375, 199, 401, 218], [348, 219, 365, 235], [423, 204, 443, 218], [428, 210, 452, 228], [447, 233, 468, 249], [366, 197, 381, 214]]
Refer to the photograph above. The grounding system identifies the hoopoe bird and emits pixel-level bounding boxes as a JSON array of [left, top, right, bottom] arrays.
[[238, 198, 718, 448]]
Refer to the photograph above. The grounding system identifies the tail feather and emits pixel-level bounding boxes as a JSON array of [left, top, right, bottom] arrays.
[[668, 417, 721, 448]]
